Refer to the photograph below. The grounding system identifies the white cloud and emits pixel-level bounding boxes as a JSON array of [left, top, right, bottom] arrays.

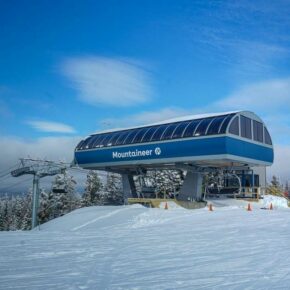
[[212, 77, 290, 144], [62, 56, 153, 107], [99, 107, 191, 129], [215, 77, 290, 112], [27, 121, 76, 134]]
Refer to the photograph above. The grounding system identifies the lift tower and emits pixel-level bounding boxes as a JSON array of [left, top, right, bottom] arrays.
[[11, 158, 67, 229]]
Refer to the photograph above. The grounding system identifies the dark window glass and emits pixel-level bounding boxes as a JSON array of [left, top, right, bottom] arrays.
[[264, 127, 272, 145], [92, 134, 106, 147], [253, 120, 263, 142], [161, 123, 180, 140], [108, 132, 122, 146], [207, 116, 226, 135], [240, 115, 252, 139], [172, 121, 190, 139], [81, 137, 92, 149], [95, 134, 107, 147], [115, 131, 130, 146], [183, 120, 201, 138], [219, 114, 234, 133], [86, 135, 99, 149], [141, 126, 158, 143], [76, 140, 84, 150], [99, 134, 113, 147], [229, 116, 239, 135], [195, 117, 215, 136], [123, 129, 138, 144], [150, 125, 169, 142], [132, 128, 150, 144]]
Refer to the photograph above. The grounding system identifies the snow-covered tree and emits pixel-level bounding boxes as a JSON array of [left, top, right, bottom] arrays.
[[82, 171, 103, 206], [0, 195, 10, 231], [103, 173, 123, 205], [145, 170, 184, 198], [49, 171, 78, 217], [267, 175, 283, 196], [20, 191, 32, 230], [10, 195, 24, 230]]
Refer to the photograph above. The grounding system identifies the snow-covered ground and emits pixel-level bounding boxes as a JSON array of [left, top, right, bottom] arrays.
[[1, 197, 290, 290]]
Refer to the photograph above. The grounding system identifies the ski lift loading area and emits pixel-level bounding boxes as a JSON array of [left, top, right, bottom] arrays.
[[74, 111, 274, 204]]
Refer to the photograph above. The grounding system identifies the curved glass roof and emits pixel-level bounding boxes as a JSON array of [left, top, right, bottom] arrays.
[[75, 112, 273, 151], [76, 113, 237, 150]]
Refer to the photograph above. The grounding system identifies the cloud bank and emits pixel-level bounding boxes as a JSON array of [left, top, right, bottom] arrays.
[[62, 56, 153, 107], [0, 136, 84, 193]]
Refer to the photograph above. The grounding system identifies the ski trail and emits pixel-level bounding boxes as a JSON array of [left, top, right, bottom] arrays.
[[71, 207, 129, 231]]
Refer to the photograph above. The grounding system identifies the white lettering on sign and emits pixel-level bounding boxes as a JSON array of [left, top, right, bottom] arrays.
[[112, 147, 161, 159]]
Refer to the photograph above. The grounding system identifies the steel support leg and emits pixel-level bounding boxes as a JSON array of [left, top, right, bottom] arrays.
[[31, 174, 40, 229], [178, 171, 203, 201], [121, 174, 137, 204]]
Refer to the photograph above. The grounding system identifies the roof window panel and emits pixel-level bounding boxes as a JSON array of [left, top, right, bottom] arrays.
[[219, 114, 235, 134], [123, 129, 139, 145], [195, 117, 215, 136], [253, 120, 263, 142], [91, 135, 104, 148], [76, 140, 85, 150], [207, 116, 227, 135], [264, 127, 272, 145], [107, 132, 122, 146], [228, 116, 239, 136], [183, 120, 201, 138], [240, 115, 252, 139], [160, 123, 180, 140], [141, 127, 157, 143], [171, 121, 190, 139], [115, 131, 130, 146], [150, 125, 169, 142], [132, 127, 150, 144], [99, 134, 114, 147]]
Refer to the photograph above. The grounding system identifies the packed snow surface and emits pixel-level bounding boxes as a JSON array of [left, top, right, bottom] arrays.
[[1, 197, 290, 290]]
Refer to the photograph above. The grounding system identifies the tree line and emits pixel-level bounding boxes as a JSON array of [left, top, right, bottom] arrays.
[[0, 171, 124, 231], [0, 169, 184, 231], [0, 170, 288, 231]]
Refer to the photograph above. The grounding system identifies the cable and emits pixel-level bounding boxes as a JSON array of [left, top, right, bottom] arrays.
[[0, 163, 20, 179]]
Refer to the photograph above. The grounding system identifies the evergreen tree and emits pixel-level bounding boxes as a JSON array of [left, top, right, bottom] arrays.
[[38, 188, 52, 224], [82, 170, 103, 206], [267, 175, 283, 196], [145, 170, 184, 198], [10, 195, 24, 230], [104, 173, 123, 205], [21, 191, 32, 230], [50, 171, 78, 217]]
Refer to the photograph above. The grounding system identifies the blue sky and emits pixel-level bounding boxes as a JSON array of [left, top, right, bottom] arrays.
[[0, 0, 290, 187]]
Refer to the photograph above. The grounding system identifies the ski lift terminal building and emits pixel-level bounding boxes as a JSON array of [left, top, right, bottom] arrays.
[[74, 111, 274, 202]]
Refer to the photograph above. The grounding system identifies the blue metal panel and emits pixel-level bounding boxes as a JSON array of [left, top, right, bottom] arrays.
[[75, 136, 274, 166], [225, 137, 273, 163]]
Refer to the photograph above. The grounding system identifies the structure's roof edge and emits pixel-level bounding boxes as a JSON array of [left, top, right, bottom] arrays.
[[91, 110, 243, 136]]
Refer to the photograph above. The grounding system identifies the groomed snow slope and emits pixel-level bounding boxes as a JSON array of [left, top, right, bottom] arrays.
[[1, 199, 290, 290]]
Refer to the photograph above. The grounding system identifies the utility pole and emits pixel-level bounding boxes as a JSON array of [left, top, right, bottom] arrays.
[[11, 158, 67, 229]]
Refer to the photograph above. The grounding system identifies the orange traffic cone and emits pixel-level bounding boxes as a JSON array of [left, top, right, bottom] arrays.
[[269, 203, 273, 210], [208, 204, 213, 211], [164, 202, 168, 210], [247, 203, 252, 211]]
